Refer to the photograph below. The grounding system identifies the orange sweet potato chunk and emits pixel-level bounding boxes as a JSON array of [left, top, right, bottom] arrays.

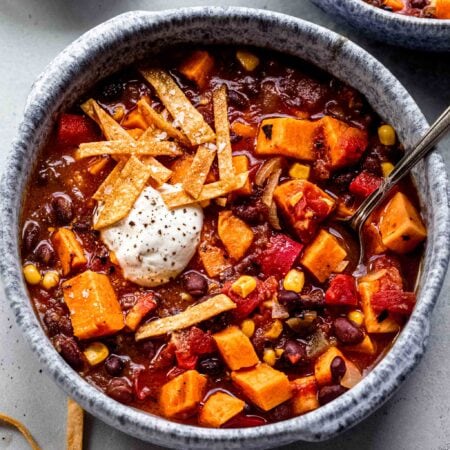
[[436, 0, 450, 19], [231, 363, 292, 411], [255, 117, 319, 160], [52, 228, 87, 276], [218, 211, 254, 261], [62, 270, 124, 340], [232, 155, 252, 195], [170, 154, 195, 184], [213, 326, 259, 370], [159, 370, 207, 419], [291, 376, 319, 415], [199, 392, 245, 427], [179, 50, 214, 88], [121, 108, 149, 130], [314, 347, 345, 386]]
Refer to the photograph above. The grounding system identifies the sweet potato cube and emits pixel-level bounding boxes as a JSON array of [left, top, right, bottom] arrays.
[[121, 108, 149, 130], [300, 230, 347, 282], [346, 335, 376, 355], [255, 117, 319, 160], [321, 116, 368, 169], [314, 347, 345, 386], [213, 326, 259, 370], [358, 275, 400, 333], [179, 50, 214, 88], [231, 363, 292, 411], [52, 228, 87, 276], [232, 155, 252, 195], [292, 376, 319, 415], [159, 370, 207, 419], [198, 242, 230, 277], [379, 192, 427, 254], [218, 211, 254, 261], [436, 0, 450, 19], [170, 154, 195, 184], [62, 270, 124, 340], [199, 392, 245, 427], [384, 0, 404, 11], [274, 180, 335, 243]]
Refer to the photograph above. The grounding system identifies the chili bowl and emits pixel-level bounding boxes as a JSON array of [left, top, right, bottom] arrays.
[[1, 7, 449, 450], [311, 0, 450, 51]]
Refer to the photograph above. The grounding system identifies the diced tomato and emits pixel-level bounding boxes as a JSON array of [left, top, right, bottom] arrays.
[[223, 277, 277, 320], [371, 290, 416, 316], [174, 327, 215, 370], [338, 127, 368, 166], [124, 292, 158, 331], [222, 414, 267, 428], [134, 368, 168, 401], [56, 113, 99, 147], [349, 171, 382, 198], [325, 274, 358, 306], [259, 233, 303, 278]]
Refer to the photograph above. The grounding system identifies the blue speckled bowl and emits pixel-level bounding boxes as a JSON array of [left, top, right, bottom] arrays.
[[311, 0, 450, 51], [1, 7, 449, 450]]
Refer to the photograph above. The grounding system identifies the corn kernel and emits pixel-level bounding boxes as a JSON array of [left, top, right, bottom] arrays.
[[231, 275, 257, 298], [378, 124, 396, 146], [275, 348, 284, 358], [262, 300, 274, 309], [112, 105, 125, 122], [42, 271, 60, 290], [180, 292, 193, 302], [83, 342, 109, 366], [263, 348, 276, 366], [348, 310, 365, 326], [215, 197, 227, 207], [265, 320, 283, 340], [23, 264, 42, 285], [283, 269, 305, 293], [241, 319, 255, 338], [236, 50, 260, 71], [381, 162, 395, 177], [289, 163, 310, 180]]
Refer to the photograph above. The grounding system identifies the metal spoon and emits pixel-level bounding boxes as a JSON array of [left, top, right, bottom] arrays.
[[349, 106, 450, 275]]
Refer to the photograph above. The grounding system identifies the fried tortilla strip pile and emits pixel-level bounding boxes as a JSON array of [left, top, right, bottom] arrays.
[[94, 156, 153, 230], [140, 68, 216, 146], [75, 140, 182, 159], [135, 294, 236, 340]]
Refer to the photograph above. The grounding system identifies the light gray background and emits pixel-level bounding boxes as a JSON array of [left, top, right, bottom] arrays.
[[0, 1, 449, 449]]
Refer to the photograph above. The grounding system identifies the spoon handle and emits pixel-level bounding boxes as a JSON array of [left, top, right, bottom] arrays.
[[350, 106, 450, 232]]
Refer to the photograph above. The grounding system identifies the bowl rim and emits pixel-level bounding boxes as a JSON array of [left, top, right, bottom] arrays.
[[1, 6, 449, 449], [329, 0, 450, 24]]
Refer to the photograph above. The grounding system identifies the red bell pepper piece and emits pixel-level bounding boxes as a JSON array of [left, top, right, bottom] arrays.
[[174, 327, 215, 370], [349, 171, 382, 198], [325, 274, 358, 306], [56, 113, 98, 147], [371, 290, 416, 316], [259, 233, 303, 278]]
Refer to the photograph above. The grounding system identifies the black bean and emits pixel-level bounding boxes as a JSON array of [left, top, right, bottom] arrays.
[[362, 155, 381, 176], [232, 200, 268, 225], [278, 290, 300, 304], [34, 241, 55, 265], [44, 308, 73, 336], [54, 335, 83, 370], [198, 357, 224, 376], [330, 356, 347, 382], [411, 0, 427, 7], [267, 403, 291, 422], [22, 221, 40, 252], [318, 385, 348, 405], [283, 340, 306, 365], [181, 271, 208, 297], [106, 378, 134, 404], [227, 89, 249, 109], [334, 317, 364, 345], [104, 355, 125, 376], [234, 255, 260, 276], [51, 194, 73, 225]]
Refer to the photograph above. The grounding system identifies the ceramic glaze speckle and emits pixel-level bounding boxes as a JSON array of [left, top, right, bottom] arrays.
[[0, 7, 449, 450], [311, 0, 450, 51]]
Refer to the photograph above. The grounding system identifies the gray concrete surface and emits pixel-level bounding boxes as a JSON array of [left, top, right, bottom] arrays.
[[0, 1, 449, 449]]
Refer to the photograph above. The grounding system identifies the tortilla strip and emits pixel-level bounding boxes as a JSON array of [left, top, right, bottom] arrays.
[[94, 156, 153, 229], [213, 85, 234, 181], [75, 140, 182, 160], [93, 158, 126, 201], [66, 398, 83, 450], [140, 68, 215, 146], [135, 294, 236, 340], [0, 413, 41, 450], [140, 156, 173, 184], [182, 144, 217, 198], [81, 99, 131, 141], [161, 172, 249, 208], [137, 99, 192, 147]]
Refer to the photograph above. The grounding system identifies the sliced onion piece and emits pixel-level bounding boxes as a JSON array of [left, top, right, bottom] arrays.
[[341, 359, 363, 389], [255, 157, 282, 186], [272, 298, 289, 319], [268, 201, 281, 230], [262, 168, 282, 207]]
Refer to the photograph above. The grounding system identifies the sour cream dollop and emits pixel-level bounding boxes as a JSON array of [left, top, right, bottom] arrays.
[[100, 184, 203, 287]]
